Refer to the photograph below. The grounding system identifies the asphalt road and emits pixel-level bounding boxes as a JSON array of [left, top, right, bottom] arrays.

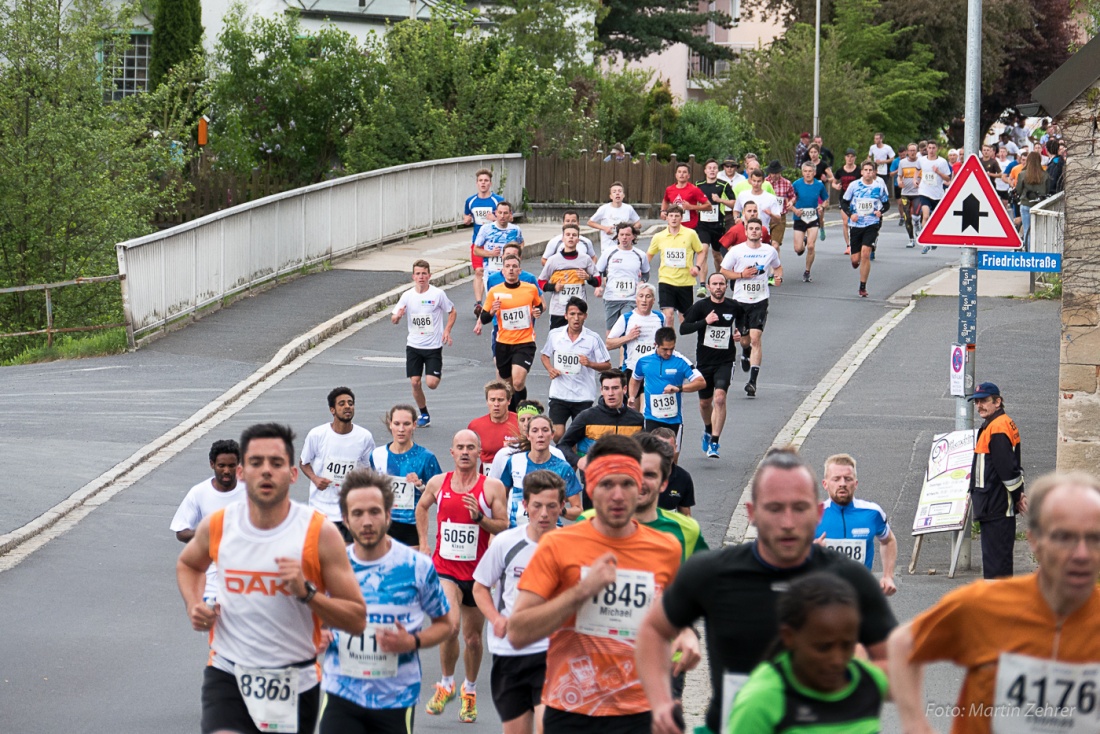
[[0, 218, 1060, 733]]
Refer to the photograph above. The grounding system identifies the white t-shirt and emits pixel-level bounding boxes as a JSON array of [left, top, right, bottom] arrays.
[[722, 243, 782, 304], [170, 478, 246, 601], [734, 191, 783, 228], [540, 326, 611, 403], [588, 203, 640, 254], [300, 424, 376, 521], [472, 525, 550, 656], [596, 246, 650, 303], [994, 159, 1013, 192], [393, 285, 454, 350], [917, 157, 953, 200], [487, 443, 566, 481], [542, 235, 595, 262], [718, 172, 745, 186], [868, 144, 896, 175], [607, 309, 664, 371], [1003, 140, 1020, 160]]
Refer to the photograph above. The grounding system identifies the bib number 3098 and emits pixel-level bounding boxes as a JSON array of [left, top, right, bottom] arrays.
[[234, 665, 299, 733], [993, 653, 1100, 734]]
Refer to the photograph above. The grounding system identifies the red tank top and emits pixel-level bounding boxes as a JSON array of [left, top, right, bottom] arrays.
[[433, 472, 492, 580]]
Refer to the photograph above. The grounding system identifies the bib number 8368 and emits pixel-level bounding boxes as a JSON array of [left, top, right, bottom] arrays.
[[593, 581, 650, 609], [239, 673, 292, 702], [442, 527, 477, 544]]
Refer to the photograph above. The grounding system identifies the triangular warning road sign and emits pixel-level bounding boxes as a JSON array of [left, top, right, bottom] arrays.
[[916, 154, 1022, 249]]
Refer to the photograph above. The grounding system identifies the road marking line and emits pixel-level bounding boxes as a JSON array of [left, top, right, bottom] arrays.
[[723, 298, 918, 545], [0, 266, 473, 572]]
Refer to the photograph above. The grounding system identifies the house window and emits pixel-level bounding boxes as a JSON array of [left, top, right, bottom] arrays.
[[108, 32, 152, 100]]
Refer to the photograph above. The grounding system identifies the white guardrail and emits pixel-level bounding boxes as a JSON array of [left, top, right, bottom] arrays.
[[1029, 190, 1064, 255], [115, 154, 525, 343]]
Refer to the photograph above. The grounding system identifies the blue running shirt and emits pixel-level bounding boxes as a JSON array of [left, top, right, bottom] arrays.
[[322, 542, 450, 710], [370, 444, 442, 527]]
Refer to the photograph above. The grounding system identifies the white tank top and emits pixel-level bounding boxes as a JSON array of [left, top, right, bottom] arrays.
[[209, 501, 326, 688]]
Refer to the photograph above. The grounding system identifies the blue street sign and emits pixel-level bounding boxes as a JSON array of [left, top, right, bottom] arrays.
[[977, 251, 1062, 272]]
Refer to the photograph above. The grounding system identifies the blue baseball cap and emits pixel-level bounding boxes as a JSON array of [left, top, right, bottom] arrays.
[[968, 382, 1001, 401]]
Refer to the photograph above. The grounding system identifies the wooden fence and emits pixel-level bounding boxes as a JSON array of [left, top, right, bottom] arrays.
[[155, 157, 294, 227], [525, 149, 712, 204]]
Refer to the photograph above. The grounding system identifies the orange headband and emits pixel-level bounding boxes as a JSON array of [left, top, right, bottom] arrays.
[[585, 454, 643, 495]]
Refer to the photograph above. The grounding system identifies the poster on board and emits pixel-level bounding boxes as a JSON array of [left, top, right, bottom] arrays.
[[912, 429, 976, 536]]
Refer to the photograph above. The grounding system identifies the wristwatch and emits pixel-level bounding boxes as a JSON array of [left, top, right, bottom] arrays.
[[474, 510, 484, 523], [298, 580, 318, 604], [412, 632, 422, 650]]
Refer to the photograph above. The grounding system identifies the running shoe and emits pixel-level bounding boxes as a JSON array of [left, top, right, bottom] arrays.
[[701, 432, 712, 455], [744, 382, 757, 397], [707, 441, 720, 459], [696, 283, 707, 299], [921, 245, 931, 255], [459, 684, 477, 723], [870, 249, 876, 261], [802, 271, 812, 283], [859, 287, 868, 298], [472, 301, 483, 317], [906, 238, 916, 248], [417, 413, 431, 428], [426, 683, 455, 715], [741, 354, 750, 373], [768, 276, 775, 286], [820, 226, 827, 241]]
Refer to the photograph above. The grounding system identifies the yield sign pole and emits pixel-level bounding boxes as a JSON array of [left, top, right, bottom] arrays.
[[916, 151, 1022, 573]]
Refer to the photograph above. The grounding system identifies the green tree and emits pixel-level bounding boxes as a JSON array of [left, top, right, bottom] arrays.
[[666, 101, 764, 162], [830, 0, 945, 144], [598, 0, 734, 62], [150, 0, 203, 89], [343, 16, 586, 171], [0, 0, 190, 358], [208, 6, 381, 184], [485, 0, 602, 71], [712, 24, 878, 165]]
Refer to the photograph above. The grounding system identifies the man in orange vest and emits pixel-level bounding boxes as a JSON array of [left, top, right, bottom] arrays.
[[969, 382, 1026, 579]]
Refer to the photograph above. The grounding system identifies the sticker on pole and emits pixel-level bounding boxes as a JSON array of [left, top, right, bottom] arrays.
[[917, 155, 1022, 249], [949, 344, 966, 397]]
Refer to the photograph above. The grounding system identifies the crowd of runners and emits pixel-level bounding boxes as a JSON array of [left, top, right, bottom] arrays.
[[171, 138, 1095, 734]]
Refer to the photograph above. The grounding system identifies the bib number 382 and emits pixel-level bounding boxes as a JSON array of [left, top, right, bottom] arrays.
[[234, 665, 299, 732], [993, 653, 1100, 733], [575, 567, 655, 641]]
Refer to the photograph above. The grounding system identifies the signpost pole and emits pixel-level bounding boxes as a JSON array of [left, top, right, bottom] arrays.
[[955, 0, 982, 572]]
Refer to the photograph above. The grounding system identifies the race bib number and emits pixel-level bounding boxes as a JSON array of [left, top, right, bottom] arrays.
[[472, 207, 492, 225], [739, 279, 766, 303], [649, 392, 678, 420], [336, 627, 399, 679], [500, 306, 531, 331], [234, 665, 298, 733], [391, 479, 416, 510], [923, 170, 939, 186], [824, 538, 867, 565], [703, 325, 731, 350], [855, 199, 875, 215], [575, 567, 655, 641], [632, 342, 656, 361], [993, 653, 1100, 733], [554, 351, 582, 376], [800, 208, 818, 223], [607, 277, 637, 300], [439, 521, 479, 562], [322, 459, 357, 490], [410, 313, 434, 336], [700, 208, 719, 223], [663, 248, 688, 269], [720, 672, 751, 734], [560, 283, 584, 299], [485, 256, 503, 273]]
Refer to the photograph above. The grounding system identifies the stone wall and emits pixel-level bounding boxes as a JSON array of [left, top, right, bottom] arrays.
[[1058, 81, 1100, 471]]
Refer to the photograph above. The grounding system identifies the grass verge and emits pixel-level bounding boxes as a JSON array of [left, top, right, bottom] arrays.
[[1, 328, 128, 366]]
